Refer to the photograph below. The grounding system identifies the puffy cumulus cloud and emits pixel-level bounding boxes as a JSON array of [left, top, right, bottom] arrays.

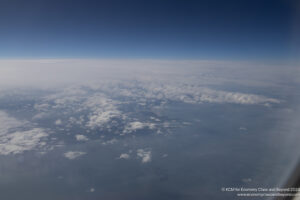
[[0, 111, 48, 155], [28, 86, 170, 138], [128, 122, 145, 130], [83, 95, 123, 129], [123, 121, 156, 134], [35, 89, 126, 131], [75, 134, 89, 141], [119, 153, 130, 159], [87, 110, 121, 129], [137, 149, 152, 163], [68, 116, 85, 126], [0, 128, 48, 155], [64, 151, 86, 159]]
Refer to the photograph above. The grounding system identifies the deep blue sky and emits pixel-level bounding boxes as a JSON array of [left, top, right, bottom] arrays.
[[0, 0, 299, 60]]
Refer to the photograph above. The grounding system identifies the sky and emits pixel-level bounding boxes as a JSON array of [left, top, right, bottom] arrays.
[[0, 0, 299, 60]]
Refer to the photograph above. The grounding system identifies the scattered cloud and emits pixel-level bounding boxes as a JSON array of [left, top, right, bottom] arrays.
[[123, 121, 156, 134], [0, 111, 48, 155], [137, 149, 152, 163], [0, 60, 285, 158], [0, 128, 48, 155], [87, 110, 120, 128], [64, 151, 86, 159], [119, 153, 130, 159], [75, 134, 89, 141], [84, 95, 123, 129]]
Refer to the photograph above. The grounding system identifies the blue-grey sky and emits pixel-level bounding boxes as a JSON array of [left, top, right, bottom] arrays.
[[0, 0, 299, 60]]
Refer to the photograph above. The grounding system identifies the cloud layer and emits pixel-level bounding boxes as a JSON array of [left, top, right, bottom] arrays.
[[0, 59, 287, 158]]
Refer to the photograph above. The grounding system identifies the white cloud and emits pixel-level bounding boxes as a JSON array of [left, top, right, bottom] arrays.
[[137, 149, 152, 163], [68, 116, 84, 125], [119, 153, 130, 159], [125, 121, 144, 131], [0, 60, 286, 158], [0, 111, 48, 155], [150, 116, 160, 122], [123, 121, 156, 134], [84, 95, 123, 129], [0, 59, 284, 106], [0, 128, 48, 155], [55, 119, 62, 125], [87, 110, 121, 128], [137, 83, 280, 105], [0, 59, 295, 92], [75, 134, 89, 141], [64, 151, 86, 159]]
